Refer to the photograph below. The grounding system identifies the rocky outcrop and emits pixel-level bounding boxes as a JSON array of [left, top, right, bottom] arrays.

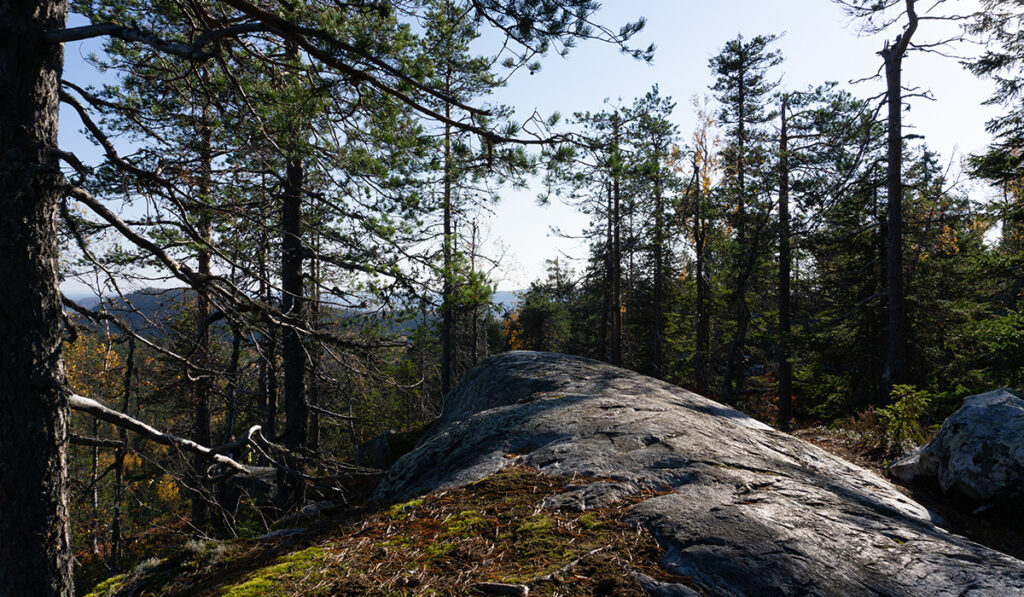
[[373, 352, 1024, 596], [890, 387, 1024, 504]]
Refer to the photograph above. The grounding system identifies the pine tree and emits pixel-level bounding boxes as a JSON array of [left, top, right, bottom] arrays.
[[708, 33, 782, 404], [5, 1, 651, 590], [623, 87, 680, 378]]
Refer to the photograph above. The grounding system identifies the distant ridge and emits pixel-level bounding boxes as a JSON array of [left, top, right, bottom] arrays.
[[491, 290, 521, 310], [64, 287, 525, 339]]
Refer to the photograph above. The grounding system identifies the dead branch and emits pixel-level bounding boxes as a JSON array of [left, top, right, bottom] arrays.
[[70, 433, 125, 449], [308, 403, 358, 421], [68, 393, 274, 479]]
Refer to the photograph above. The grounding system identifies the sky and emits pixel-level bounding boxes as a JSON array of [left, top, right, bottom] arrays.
[[481, 0, 998, 290], [58, 1, 999, 296]]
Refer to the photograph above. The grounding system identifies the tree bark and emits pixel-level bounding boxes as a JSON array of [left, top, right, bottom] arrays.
[[308, 246, 321, 454], [882, 3, 917, 397], [610, 115, 623, 367], [191, 107, 213, 529], [470, 221, 480, 365], [652, 176, 665, 378], [110, 336, 132, 564], [722, 232, 760, 404], [279, 154, 307, 508], [217, 324, 243, 526], [691, 155, 711, 395], [0, 0, 74, 594], [222, 327, 242, 445], [441, 106, 455, 397], [600, 184, 612, 363], [778, 95, 793, 429]]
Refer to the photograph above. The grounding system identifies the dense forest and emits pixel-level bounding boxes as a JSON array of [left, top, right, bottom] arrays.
[[2, 0, 1024, 594]]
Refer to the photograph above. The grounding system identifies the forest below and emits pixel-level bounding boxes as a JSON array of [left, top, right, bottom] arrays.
[[3, 0, 1024, 595]]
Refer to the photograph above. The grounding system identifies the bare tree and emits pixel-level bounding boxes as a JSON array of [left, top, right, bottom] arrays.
[[834, 0, 971, 396]]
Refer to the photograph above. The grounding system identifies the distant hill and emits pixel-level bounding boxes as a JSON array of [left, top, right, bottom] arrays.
[[66, 288, 193, 338], [65, 287, 525, 339], [491, 290, 521, 311], [62, 290, 101, 309]]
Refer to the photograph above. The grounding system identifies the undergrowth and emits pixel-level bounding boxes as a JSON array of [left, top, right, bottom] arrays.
[[82, 465, 685, 596]]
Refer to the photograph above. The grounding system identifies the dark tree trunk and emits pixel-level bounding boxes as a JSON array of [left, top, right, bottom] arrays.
[[216, 325, 243, 528], [876, 189, 889, 405], [883, 45, 907, 395], [440, 114, 454, 397], [110, 337, 133, 564], [190, 111, 213, 529], [652, 178, 665, 378], [610, 116, 623, 367], [600, 185, 612, 362], [722, 61, 749, 405], [0, 1, 74, 594], [90, 416, 100, 552], [278, 155, 307, 508], [691, 156, 710, 395], [308, 253, 321, 454], [881, 10, 916, 397], [778, 95, 793, 429], [694, 238, 710, 394], [469, 221, 480, 365], [222, 327, 242, 445], [722, 230, 761, 405]]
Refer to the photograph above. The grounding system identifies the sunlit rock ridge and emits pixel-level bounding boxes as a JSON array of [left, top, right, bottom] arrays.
[[374, 351, 1024, 596]]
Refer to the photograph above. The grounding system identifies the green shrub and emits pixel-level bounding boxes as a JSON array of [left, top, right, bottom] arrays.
[[876, 385, 932, 453]]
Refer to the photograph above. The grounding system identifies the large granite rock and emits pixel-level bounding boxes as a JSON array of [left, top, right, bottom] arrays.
[[373, 352, 1024, 596], [890, 387, 1024, 503]]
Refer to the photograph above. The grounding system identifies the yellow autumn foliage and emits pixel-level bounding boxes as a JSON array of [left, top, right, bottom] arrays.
[[64, 333, 123, 399], [156, 474, 180, 503], [503, 310, 524, 350]]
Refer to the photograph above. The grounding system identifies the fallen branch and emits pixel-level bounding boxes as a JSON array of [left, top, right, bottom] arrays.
[[528, 545, 610, 587], [69, 394, 274, 479]]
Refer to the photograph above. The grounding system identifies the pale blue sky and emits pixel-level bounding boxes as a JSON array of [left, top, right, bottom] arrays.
[[58, 1, 998, 296], [484, 0, 997, 290]]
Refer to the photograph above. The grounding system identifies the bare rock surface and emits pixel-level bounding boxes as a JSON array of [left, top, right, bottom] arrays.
[[890, 387, 1024, 504], [373, 352, 1024, 596]]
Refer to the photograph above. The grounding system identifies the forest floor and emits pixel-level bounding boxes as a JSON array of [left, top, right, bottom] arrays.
[[794, 425, 1024, 562], [81, 466, 685, 596]]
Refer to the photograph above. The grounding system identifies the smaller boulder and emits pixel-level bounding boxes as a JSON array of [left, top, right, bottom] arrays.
[[890, 387, 1024, 503]]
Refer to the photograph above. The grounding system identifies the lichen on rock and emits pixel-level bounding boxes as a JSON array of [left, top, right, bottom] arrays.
[[891, 387, 1024, 504]]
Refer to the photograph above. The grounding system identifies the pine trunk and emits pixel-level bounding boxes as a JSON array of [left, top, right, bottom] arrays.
[[652, 180, 665, 378], [191, 112, 213, 529], [884, 38, 908, 397], [441, 114, 454, 396], [778, 96, 793, 429], [692, 156, 710, 395], [722, 62, 749, 405], [279, 156, 306, 507], [0, 1, 74, 593], [610, 117, 623, 367]]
